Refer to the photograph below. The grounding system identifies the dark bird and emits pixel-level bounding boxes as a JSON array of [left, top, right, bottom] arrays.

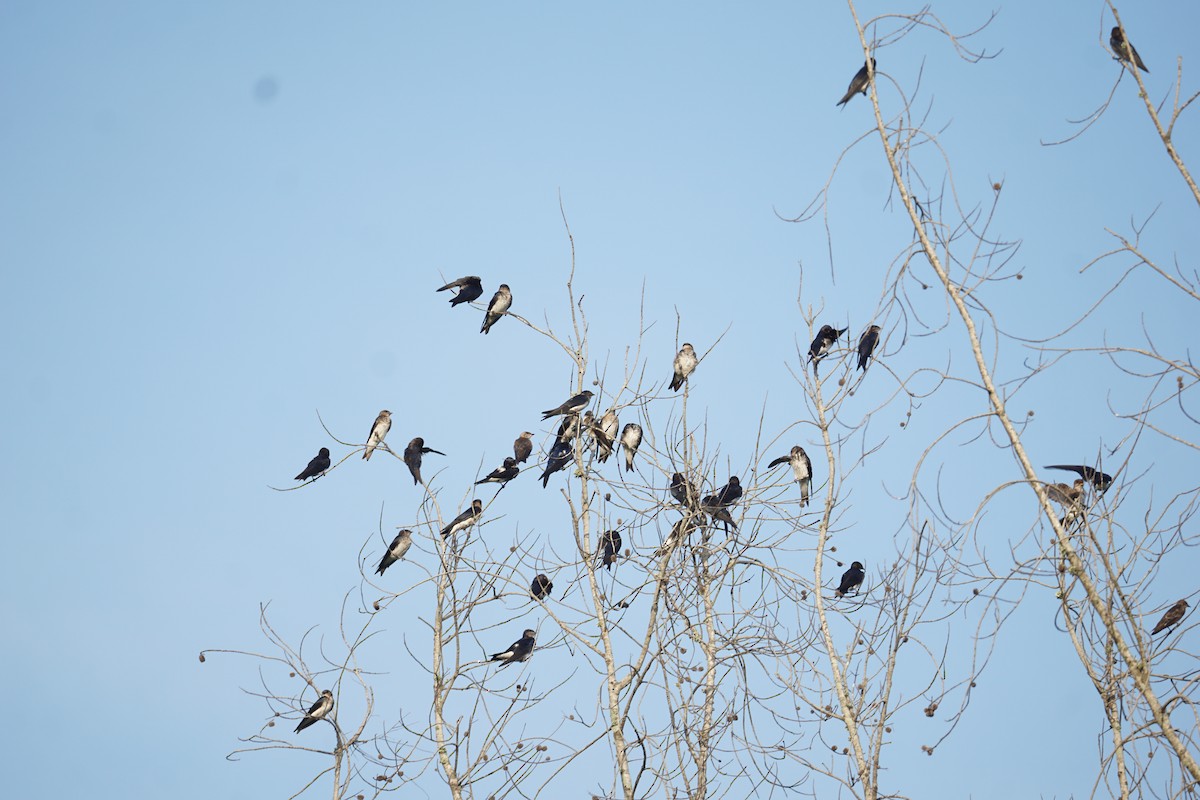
[[490, 628, 536, 666], [857, 325, 881, 372], [703, 476, 743, 509], [598, 529, 623, 571], [1045, 464, 1114, 494], [531, 573, 553, 601], [362, 410, 392, 461], [403, 437, 446, 485], [542, 390, 594, 420], [809, 325, 848, 374], [708, 506, 738, 532], [476, 457, 519, 486], [541, 440, 573, 488], [560, 411, 589, 445], [436, 275, 483, 307], [620, 423, 643, 472], [480, 283, 512, 334], [768, 446, 813, 507], [294, 689, 334, 733], [670, 472, 699, 507], [837, 58, 876, 106], [441, 499, 483, 539], [376, 529, 413, 576], [294, 447, 331, 481], [670, 343, 698, 391], [836, 562, 865, 597], [596, 410, 619, 462], [1111, 26, 1149, 73], [1151, 599, 1188, 635], [514, 431, 535, 464]]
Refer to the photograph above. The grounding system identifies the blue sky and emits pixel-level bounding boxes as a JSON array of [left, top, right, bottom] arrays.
[[3, 1, 1196, 797]]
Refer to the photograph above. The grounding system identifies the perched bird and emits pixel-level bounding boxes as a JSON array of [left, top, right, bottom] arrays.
[[670, 472, 699, 507], [542, 390, 594, 420], [476, 457, 519, 486], [294, 447, 331, 481], [362, 410, 392, 461], [708, 505, 739, 532], [703, 476, 743, 509], [541, 440, 573, 487], [490, 629, 536, 666], [670, 343, 698, 391], [1151, 599, 1188, 635], [837, 58, 876, 106], [1045, 464, 1114, 494], [561, 411, 590, 445], [513, 431, 535, 464], [1047, 479, 1085, 526], [375, 529, 413, 576], [598, 529, 623, 571], [809, 325, 848, 374], [836, 562, 866, 597], [857, 325, 881, 372], [1111, 26, 1149, 73], [441, 499, 483, 539], [294, 689, 334, 733], [768, 446, 813, 507], [480, 283, 512, 334], [436, 275, 483, 307], [596, 410, 619, 462], [620, 423, 643, 472], [531, 573, 553, 601], [403, 437, 446, 485], [660, 514, 704, 553]]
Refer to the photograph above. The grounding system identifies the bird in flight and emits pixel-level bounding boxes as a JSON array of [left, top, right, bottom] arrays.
[[1044, 464, 1113, 494]]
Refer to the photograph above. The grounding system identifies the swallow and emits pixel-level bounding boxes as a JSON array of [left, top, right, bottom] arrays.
[[1045, 465, 1114, 494], [403, 437, 446, 485], [837, 58, 876, 106], [294, 447, 331, 481], [560, 411, 589, 445], [598, 529, 623, 571], [1151, 599, 1188, 635], [531, 573, 553, 601], [1047, 479, 1085, 526], [670, 472, 699, 507], [541, 440, 573, 487], [514, 431, 535, 464], [661, 514, 704, 553], [436, 275, 483, 307], [541, 390, 594, 420], [490, 628, 536, 666], [703, 476, 743, 509], [1111, 26, 1149, 73], [768, 446, 813, 507], [836, 562, 865, 597], [477, 457, 519, 485], [620, 423, 643, 472], [857, 325, 881, 372], [596, 410, 619, 462], [670, 343, 698, 391], [708, 506, 738, 532], [362, 410, 392, 461], [480, 283, 512, 334], [294, 689, 334, 733], [441, 499, 483, 539], [809, 325, 848, 374], [375, 529, 413, 576]]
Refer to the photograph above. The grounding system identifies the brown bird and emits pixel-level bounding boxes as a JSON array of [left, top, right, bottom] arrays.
[[513, 431, 534, 464], [1151, 599, 1188, 635], [1047, 478, 1085, 526], [362, 410, 392, 461]]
